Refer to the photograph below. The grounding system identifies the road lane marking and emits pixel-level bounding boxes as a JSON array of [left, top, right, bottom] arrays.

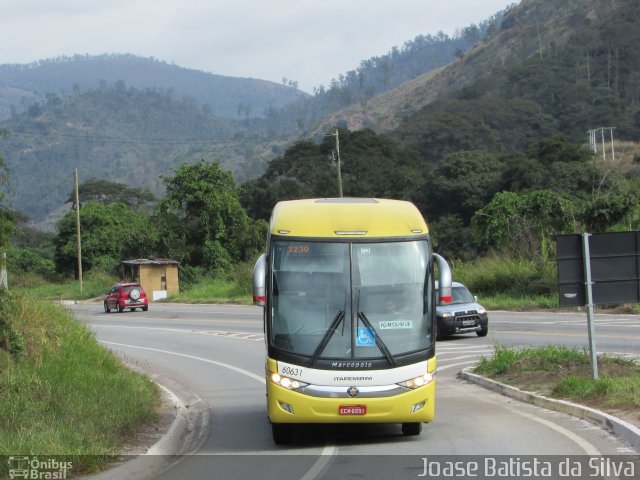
[[500, 403, 602, 456], [94, 324, 264, 341], [437, 350, 495, 357], [497, 330, 640, 340], [437, 361, 479, 372], [100, 340, 337, 473], [101, 340, 267, 383]]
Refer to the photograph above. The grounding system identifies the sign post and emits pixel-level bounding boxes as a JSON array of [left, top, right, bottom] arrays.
[[581, 233, 598, 380]]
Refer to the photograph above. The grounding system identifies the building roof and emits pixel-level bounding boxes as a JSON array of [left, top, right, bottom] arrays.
[[122, 258, 180, 265]]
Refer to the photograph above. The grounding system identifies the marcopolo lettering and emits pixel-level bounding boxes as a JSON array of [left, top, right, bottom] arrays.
[[331, 361, 373, 368]]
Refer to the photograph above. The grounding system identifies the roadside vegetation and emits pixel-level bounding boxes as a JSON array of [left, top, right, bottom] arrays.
[[0, 289, 159, 475], [475, 346, 640, 425]]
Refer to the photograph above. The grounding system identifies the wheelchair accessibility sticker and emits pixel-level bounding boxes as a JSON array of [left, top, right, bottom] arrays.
[[356, 327, 376, 346]]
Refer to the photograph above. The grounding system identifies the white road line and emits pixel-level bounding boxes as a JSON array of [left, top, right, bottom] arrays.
[[101, 340, 266, 383], [94, 324, 263, 340], [100, 340, 337, 476], [437, 350, 494, 356], [438, 354, 486, 363], [500, 403, 602, 456], [437, 361, 479, 372]]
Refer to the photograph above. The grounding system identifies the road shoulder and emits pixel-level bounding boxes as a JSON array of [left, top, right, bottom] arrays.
[[461, 367, 640, 453]]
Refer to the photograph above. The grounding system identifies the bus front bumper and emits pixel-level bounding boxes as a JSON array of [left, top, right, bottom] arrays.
[[267, 380, 435, 424]]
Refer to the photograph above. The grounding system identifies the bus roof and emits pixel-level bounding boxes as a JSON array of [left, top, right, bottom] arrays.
[[269, 198, 429, 238]]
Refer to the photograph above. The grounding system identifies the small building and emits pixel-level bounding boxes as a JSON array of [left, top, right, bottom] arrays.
[[122, 258, 180, 302]]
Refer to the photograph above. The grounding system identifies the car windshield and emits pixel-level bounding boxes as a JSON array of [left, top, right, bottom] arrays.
[[269, 240, 433, 362], [439, 286, 475, 304], [123, 285, 141, 292]]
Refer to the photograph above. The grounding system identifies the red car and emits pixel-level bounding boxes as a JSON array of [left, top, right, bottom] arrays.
[[104, 282, 149, 313]]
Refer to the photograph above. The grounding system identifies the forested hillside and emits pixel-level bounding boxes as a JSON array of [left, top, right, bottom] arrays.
[[1, 82, 289, 226], [320, 0, 638, 135], [241, 0, 640, 262], [258, 13, 507, 136], [394, 0, 640, 163], [2, 0, 640, 234], [0, 11, 506, 226], [0, 54, 306, 121]]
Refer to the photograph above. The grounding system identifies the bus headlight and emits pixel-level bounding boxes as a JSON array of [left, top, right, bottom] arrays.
[[270, 372, 308, 390], [398, 373, 434, 389]]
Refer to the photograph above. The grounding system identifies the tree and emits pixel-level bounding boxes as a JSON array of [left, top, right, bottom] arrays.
[[472, 190, 577, 261], [155, 160, 266, 272], [580, 177, 639, 232], [67, 178, 157, 209], [54, 201, 157, 275], [240, 128, 423, 220], [502, 136, 595, 197], [421, 150, 504, 224]]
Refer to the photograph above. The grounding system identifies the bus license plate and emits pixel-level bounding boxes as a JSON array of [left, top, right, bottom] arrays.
[[339, 405, 367, 415]]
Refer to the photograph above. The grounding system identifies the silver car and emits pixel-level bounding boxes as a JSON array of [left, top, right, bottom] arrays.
[[435, 281, 488, 340]]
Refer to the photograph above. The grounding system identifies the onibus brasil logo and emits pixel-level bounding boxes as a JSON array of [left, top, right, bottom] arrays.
[[7, 456, 73, 479]]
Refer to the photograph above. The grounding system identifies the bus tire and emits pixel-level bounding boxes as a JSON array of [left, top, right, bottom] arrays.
[[272, 423, 292, 445], [402, 422, 422, 436]]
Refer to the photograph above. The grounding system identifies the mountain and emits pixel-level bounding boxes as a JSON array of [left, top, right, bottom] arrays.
[[319, 0, 640, 138], [388, 0, 640, 164], [0, 54, 307, 121], [0, 82, 292, 228], [4, 0, 639, 230], [0, 14, 507, 228]]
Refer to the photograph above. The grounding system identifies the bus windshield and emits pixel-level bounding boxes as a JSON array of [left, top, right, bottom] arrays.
[[269, 239, 433, 362]]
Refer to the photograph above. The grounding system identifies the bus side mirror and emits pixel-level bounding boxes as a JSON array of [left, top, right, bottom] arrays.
[[433, 253, 452, 305], [252, 253, 266, 306]]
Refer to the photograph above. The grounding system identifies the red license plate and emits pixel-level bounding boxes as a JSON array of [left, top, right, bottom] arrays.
[[339, 405, 367, 415]]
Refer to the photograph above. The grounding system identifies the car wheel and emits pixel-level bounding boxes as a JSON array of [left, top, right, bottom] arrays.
[[142, 305, 148, 312], [271, 423, 293, 445], [117, 303, 124, 313], [129, 289, 141, 301], [104, 301, 111, 313], [477, 325, 488, 337], [402, 422, 422, 436]]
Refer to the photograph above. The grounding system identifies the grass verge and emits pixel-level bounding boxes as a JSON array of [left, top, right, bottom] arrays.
[[475, 345, 640, 425], [0, 289, 159, 475], [478, 293, 559, 310], [10, 270, 116, 301], [168, 276, 251, 304]]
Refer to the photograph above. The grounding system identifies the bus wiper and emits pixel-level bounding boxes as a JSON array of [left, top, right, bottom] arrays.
[[358, 312, 396, 367], [311, 310, 345, 365]]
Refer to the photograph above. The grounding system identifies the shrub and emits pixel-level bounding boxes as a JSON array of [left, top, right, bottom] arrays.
[[452, 255, 556, 296]]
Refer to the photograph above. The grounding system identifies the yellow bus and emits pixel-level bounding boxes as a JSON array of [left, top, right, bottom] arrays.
[[252, 198, 452, 444]]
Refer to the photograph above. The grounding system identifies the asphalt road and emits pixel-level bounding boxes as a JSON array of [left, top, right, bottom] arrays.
[[69, 303, 640, 479]]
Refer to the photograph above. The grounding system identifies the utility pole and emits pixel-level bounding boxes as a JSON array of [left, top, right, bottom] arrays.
[[332, 128, 343, 197], [587, 127, 616, 160], [74, 169, 83, 293]]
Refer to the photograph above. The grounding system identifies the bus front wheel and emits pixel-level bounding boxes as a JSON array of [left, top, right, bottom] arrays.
[[272, 423, 293, 445], [402, 422, 422, 436]]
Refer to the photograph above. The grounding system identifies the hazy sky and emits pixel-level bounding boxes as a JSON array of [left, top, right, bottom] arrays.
[[2, 0, 517, 93]]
